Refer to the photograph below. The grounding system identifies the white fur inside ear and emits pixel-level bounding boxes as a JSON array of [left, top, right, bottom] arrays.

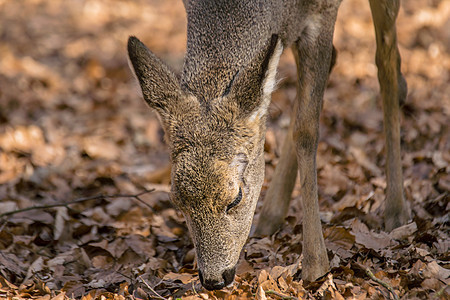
[[263, 39, 283, 96], [249, 39, 283, 122]]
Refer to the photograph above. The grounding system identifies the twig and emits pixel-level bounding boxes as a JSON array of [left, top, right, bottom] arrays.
[[435, 285, 447, 299], [0, 220, 6, 232], [191, 280, 199, 296], [264, 290, 299, 300], [365, 268, 399, 300], [138, 275, 167, 300], [0, 189, 155, 218], [355, 263, 399, 300], [133, 194, 156, 211]]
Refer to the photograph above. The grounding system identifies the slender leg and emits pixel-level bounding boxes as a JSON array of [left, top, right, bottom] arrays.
[[253, 104, 298, 236], [292, 17, 337, 281], [368, 0, 410, 231], [254, 45, 337, 237]]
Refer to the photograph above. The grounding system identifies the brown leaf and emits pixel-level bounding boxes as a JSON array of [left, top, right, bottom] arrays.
[[162, 272, 194, 284], [32, 144, 66, 167], [325, 226, 355, 250], [123, 234, 156, 258], [11, 210, 54, 225], [0, 125, 45, 153], [62, 280, 85, 298], [0, 275, 18, 290], [411, 260, 427, 277], [236, 259, 254, 276], [24, 257, 44, 282], [278, 276, 289, 292], [421, 278, 443, 291], [50, 292, 66, 300], [331, 194, 359, 211], [255, 285, 267, 300], [269, 266, 288, 280], [258, 269, 269, 285], [423, 261, 450, 281], [91, 255, 113, 269], [319, 164, 350, 196], [141, 164, 171, 184], [259, 273, 281, 294], [0, 0, 447, 298], [351, 219, 395, 250], [349, 146, 382, 177], [315, 273, 345, 299], [82, 137, 120, 160], [0, 152, 26, 183], [54, 207, 69, 241], [389, 222, 417, 240]]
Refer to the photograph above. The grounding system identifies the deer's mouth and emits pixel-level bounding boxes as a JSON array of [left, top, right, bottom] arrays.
[[198, 266, 236, 290]]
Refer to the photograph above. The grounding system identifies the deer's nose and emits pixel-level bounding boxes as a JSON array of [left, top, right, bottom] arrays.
[[199, 267, 236, 290]]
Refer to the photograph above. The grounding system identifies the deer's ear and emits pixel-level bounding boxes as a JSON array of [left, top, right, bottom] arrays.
[[128, 36, 181, 118], [228, 35, 283, 118]]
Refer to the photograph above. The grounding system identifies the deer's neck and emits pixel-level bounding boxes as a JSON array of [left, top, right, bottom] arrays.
[[180, 1, 278, 101]]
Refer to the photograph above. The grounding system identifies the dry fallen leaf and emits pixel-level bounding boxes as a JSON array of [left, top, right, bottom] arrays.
[[351, 219, 395, 251], [53, 207, 69, 241], [163, 272, 195, 284], [389, 222, 418, 240], [256, 285, 267, 300], [0, 0, 448, 298]]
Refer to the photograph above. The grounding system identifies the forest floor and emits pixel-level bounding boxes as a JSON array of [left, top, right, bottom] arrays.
[[0, 0, 449, 299]]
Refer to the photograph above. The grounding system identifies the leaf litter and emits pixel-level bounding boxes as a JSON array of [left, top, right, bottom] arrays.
[[0, 0, 449, 299]]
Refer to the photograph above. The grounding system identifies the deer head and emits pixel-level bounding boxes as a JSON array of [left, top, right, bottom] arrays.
[[128, 35, 282, 290]]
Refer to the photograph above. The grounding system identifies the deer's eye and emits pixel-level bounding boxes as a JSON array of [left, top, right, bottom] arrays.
[[226, 187, 242, 212]]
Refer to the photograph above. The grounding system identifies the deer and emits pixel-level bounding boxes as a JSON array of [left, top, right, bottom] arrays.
[[127, 0, 410, 291]]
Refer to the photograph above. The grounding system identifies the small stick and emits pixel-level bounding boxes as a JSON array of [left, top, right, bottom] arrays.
[[0, 189, 155, 218], [192, 280, 199, 296], [355, 263, 399, 300], [263, 290, 299, 300], [365, 268, 399, 300], [138, 275, 167, 300], [133, 194, 156, 211]]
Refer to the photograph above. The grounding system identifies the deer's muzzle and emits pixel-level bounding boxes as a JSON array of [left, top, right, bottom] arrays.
[[199, 266, 236, 290]]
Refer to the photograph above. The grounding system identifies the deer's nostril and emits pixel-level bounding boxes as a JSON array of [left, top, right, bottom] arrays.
[[222, 267, 236, 287], [198, 268, 236, 290], [199, 270, 223, 290], [204, 280, 225, 290]]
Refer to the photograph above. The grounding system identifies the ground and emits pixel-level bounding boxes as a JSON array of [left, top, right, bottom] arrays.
[[0, 0, 449, 299]]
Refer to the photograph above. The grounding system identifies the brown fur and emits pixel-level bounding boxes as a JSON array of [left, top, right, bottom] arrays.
[[128, 0, 409, 290]]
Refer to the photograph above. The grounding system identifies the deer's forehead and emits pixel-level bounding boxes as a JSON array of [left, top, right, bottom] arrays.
[[172, 143, 248, 185], [169, 117, 241, 157], [173, 146, 236, 175], [171, 151, 239, 211]]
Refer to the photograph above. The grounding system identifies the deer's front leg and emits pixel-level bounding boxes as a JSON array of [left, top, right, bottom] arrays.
[[292, 19, 337, 281], [253, 105, 298, 236], [254, 45, 337, 237], [369, 0, 410, 231]]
